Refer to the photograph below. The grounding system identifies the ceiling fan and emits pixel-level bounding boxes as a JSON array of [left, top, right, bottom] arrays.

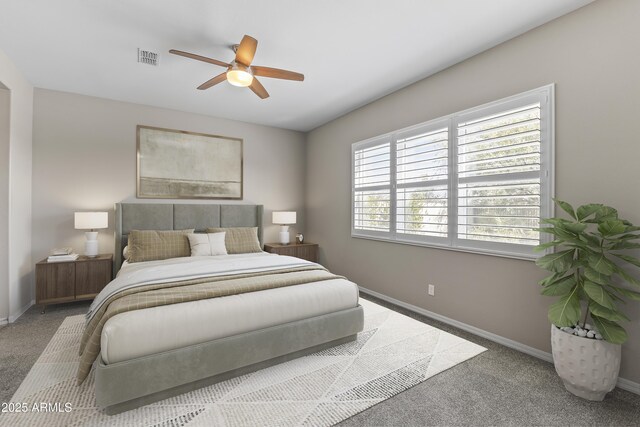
[[169, 35, 304, 99]]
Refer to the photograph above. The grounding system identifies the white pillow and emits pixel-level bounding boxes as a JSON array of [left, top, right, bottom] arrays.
[[123, 245, 129, 260], [187, 232, 227, 256]]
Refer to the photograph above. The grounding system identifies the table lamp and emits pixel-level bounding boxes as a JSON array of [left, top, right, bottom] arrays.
[[272, 211, 296, 245], [74, 212, 108, 257]]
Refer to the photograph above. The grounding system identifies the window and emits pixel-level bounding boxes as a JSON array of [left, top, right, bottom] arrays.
[[351, 85, 554, 259], [353, 138, 391, 234]]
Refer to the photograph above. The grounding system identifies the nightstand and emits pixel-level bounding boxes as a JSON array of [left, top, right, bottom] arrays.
[[264, 242, 319, 263], [36, 254, 113, 312]]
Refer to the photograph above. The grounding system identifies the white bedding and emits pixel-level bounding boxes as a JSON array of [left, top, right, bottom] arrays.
[[89, 252, 315, 321], [99, 254, 359, 364]]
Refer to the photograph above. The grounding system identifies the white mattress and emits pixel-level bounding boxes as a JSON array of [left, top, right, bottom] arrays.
[[101, 276, 359, 364]]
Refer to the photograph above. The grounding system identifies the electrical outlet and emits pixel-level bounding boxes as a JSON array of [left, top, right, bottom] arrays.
[[428, 284, 435, 296]]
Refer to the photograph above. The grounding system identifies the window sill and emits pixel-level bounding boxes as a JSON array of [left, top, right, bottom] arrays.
[[351, 233, 538, 261]]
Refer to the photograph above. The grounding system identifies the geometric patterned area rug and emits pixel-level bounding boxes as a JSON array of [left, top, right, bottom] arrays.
[[6, 299, 486, 426]]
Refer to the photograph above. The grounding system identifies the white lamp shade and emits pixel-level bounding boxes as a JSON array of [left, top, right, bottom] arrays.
[[272, 211, 296, 225], [74, 212, 108, 230]]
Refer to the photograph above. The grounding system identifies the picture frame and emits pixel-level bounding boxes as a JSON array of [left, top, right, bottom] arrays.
[[136, 125, 243, 199]]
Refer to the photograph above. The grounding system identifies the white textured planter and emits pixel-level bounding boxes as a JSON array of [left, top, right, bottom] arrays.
[[550, 325, 621, 401]]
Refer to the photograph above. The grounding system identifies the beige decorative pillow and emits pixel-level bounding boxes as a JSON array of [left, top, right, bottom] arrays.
[[187, 232, 227, 256], [205, 227, 262, 254], [127, 229, 194, 263]]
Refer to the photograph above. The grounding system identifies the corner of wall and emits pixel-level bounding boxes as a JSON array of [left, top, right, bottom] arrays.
[[0, 48, 34, 323]]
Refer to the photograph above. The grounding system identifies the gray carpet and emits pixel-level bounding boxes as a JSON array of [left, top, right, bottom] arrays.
[[1, 296, 639, 426], [0, 301, 88, 404]]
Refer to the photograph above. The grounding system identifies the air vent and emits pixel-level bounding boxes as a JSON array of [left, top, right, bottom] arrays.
[[137, 49, 159, 66]]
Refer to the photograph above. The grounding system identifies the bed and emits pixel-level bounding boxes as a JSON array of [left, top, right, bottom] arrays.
[[84, 203, 364, 414]]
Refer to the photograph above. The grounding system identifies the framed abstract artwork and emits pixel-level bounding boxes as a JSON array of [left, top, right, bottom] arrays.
[[136, 125, 243, 199]]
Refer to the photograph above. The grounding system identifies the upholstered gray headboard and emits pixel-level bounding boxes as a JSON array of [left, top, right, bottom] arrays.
[[114, 203, 264, 275]]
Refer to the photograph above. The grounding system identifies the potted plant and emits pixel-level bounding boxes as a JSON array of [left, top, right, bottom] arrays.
[[535, 199, 640, 400]]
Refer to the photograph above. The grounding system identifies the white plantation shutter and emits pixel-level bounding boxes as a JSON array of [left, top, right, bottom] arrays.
[[351, 85, 553, 259], [456, 104, 542, 246], [352, 139, 392, 235], [454, 90, 552, 256], [396, 124, 449, 243]]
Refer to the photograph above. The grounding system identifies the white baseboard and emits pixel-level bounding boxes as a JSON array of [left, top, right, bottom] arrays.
[[359, 286, 639, 396], [8, 299, 35, 323], [617, 377, 640, 395], [0, 317, 7, 326]]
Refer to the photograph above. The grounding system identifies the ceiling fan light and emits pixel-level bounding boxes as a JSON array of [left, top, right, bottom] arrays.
[[227, 64, 253, 87]]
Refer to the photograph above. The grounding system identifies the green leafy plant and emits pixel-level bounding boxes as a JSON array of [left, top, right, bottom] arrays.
[[534, 199, 640, 344]]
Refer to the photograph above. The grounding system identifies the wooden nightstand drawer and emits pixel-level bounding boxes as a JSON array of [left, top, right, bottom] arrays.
[[76, 257, 112, 299], [36, 262, 76, 304], [264, 243, 318, 263], [36, 254, 113, 310]]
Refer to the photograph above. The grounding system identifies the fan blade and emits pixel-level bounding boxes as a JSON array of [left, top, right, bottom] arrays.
[[169, 49, 229, 68], [252, 66, 304, 81], [248, 77, 269, 99], [197, 73, 227, 90], [235, 35, 258, 66]]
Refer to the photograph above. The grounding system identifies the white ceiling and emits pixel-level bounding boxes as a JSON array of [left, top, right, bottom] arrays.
[[0, 0, 593, 132]]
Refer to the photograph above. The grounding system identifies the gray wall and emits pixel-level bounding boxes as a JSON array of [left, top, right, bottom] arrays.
[[0, 48, 34, 323], [305, 0, 640, 383], [32, 89, 306, 264]]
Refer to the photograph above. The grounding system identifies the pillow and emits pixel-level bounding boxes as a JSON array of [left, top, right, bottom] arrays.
[[187, 232, 227, 256], [127, 229, 194, 263], [205, 227, 262, 254], [123, 245, 129, 260]]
